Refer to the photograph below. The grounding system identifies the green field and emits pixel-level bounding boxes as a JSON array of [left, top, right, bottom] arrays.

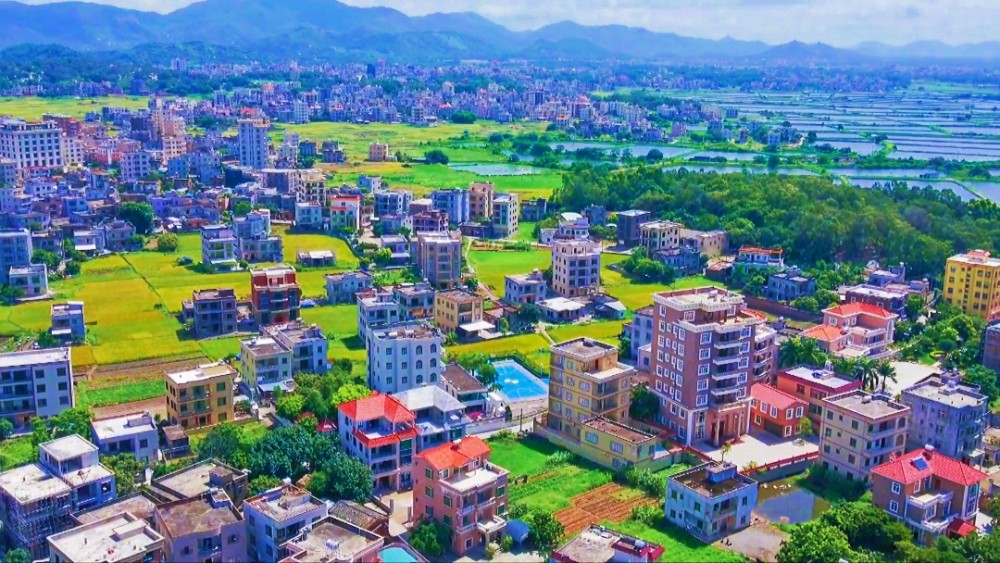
[[607, 518, 745, 563], [0, 96, 150, 120], [467, 249, 552, 297], [488, 436, 563, 477], [549, 319, 626, 344], [329, 162, 563, 200], [77, 379, 167, 409], [0, 437, 35, 470], [447, 333, 551, 369]]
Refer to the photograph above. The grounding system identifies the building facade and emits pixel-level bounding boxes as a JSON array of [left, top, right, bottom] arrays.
[[164, 362, 235, 430], [365, 321, 444, 394], [942, 250, 1000, 319], [250, 266, 302, 326], [551, 238, 601, 298], [338, 393, 418, 491], [237, 118, 270, 170], [413, 232, 462, 289], [243, 484, 328, 563], [819, 390, 910, 482], [749, 383, 806, 438], [0, 347, 74, 425], [900, 370, 986, 464], [665, 462, 758, 542], [188, 289, 238, 339], [547, 338, 634, 438]]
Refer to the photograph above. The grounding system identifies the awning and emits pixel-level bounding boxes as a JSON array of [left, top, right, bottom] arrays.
[[506, 519, 531, 543], [459, 321, 495, 332], [257, 380, 296, 394]]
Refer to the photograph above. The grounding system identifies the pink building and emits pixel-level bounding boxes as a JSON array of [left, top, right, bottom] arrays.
[[338, 393, 418, 491], [801, 303, 898, 360], [412, 437, 508, 555], [153, 489, 246, 563]]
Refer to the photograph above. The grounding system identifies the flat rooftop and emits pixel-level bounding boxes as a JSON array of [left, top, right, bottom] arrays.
[[153, 460, 246, 500], [654, 286, 745, 311], [242, 337, 287, 357], [165, 362, 234, 385], [42, 434, 98, 460], [583, 417, 657, 443], [824, 390, 910, 420], [903, 375, 985, 409], [0, 347, 70, 368], [0, 463, 71, 503], [74, 492, 161, 525], [155, 492, 241, 538], [48, 513, 163, 563], [780, 366, 858, 391], [437, 289, 480, 304], [193, 288, 236, 301], [552, 337, 617, 360], [372, 322, 440, 341], [245, 485, 324, 522], [282, 516, 383, 562], [91, 412, 156, 442], [441, 364, 487, 394], [671, 462, 756, 499]]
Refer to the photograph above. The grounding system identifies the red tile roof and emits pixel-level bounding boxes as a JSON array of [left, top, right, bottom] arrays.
[[948, 519, 977, 538], [338, 393, 416, 424], [871, 448, 987, 487], [801, 324, 845, 342], [751, 383, 805, 411], [824, 302, 896, 319], [353, 427, 418, 448], [417, 436, 492, 472]]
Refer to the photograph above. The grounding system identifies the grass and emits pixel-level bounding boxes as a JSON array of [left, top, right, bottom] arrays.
[[488, 436, 563, 477], [606, 518, 745, 563], [188, 420, 268, 454], [327, 161, 563, 200], [447, 333, 551, 369], [0, 96, 149, 120], [467, 249, 551, 297], [548, 319, 626, 344], [0, 437, 35, 470], [76, 379, 167, 409]]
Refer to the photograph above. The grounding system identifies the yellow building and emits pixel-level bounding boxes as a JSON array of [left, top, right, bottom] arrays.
[[164, 362, 235, 430], [577, 417, 664, 471], [547, 338, 635, 439], [433, 289, 484, 333], [943, 250, 1000, 319]]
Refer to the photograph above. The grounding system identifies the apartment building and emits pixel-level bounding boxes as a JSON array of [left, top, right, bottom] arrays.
[[240, 337, 293, 399], [871, 448, 986, 546], [548, 338, 634, 438], [264, 320, 328, 374], [379, 235, 411, 267], [627, 305, 655, 369], [90, 411, 159, 464], [551, 238, 601, 297], [153, 490, 246, 563], [237, 118, 270, 169], [244, 484, 328, 563], [0, 435, 116, 558], [187, 289, 238, 339], [200, 224, 238, 268], [615, 210, 651, 247], [7, 263, 48, 298], [358, 291, 403, 341], [749, 383, 806, 438], [47, 512, 164, 563], [0, 347, 74, 425], [373, 189, 412, 218], [819, 390, 911, 482], [431, 188, 471, 225], [164, 362, 235, 430], [942, 249, 1000, 319], [394, 283, 436, 320], [119, 147, 151, 182], [235, 210, 283, 264], [639, 221, 681, 254], [250, 265, 302, 326], [294, 201, 324, 230], [330, 195, 363, 232], [665, 461, 758, 542], [411, 210, 449, 234], [753, 324, 778, 383], [50, 301, 86, 342], [469, 182, 494, 219], [368, 142, 391, 162], [650, 288, 770, 446], [491, 193, 519, 239], [394, 385, 471, 450], [0, 119, 64, 170], [413, 437, 508, 555], [901, 370, 987, 464], [678, 228, 729, 258], [0, 228, 31, 285], [504, 269, 547, 307], [149, 459, 249, 506], [338, 393, 418, 491], [434, 289, 484, 333], [775, 365, 862, 426], [278, 515, 388, 562], [766, 269, 816, 302], [552, 524, 665, 563], [325, 271, 372, 304], [366, 321, 444, 394], [98, 220, 137, 253], [801, 303, 898, 360], [413, 231, 462, 289], [734, 246, 784, 270]]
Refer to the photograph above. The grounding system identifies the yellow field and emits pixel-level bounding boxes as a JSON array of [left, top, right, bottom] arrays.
[[0, 96, 150, 120]]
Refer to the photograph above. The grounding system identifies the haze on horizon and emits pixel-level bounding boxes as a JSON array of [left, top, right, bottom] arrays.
[[14, 0, 1000, 46]]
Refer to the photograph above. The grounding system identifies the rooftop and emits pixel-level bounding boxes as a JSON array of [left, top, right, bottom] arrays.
[[824, 390, 910, 420], [948, 250, 1000, 267], [152, 459, 247, 501], [371, 321, 441, 341], [281, 516, 384, 563], [74, 491, 161, 525], [91, 412, 157, 442], [441, 363, 487, 394], [670, 462, 757, 499], [540, 297, 587, 312], [824, 302, 897, 320], [42, 434, 98, 461], [552, 337, 617, 361], [654, 286, 746, 312], [165, 362, 235, 385], [751, 383, 805, 411], [242, 337, 288, 357], [436, 289, 480, 304], [554, 524, 665, 563], [871, 447, 987, 487], [193, 288, 237, 301], [902, 372, 986, 410], [339, 392, 416, 424], [245, 484, 325, 522], [780, 366, 861, 392], [417, 436, 492, 472], [0, 463, 71, 503], [324, 270, 371, 282], [393, 385, 467, 414], [47, 512, 163, 563], [155, 491, 242, 539], [0, 347, 70, 368], [582, 417, 657, 443]]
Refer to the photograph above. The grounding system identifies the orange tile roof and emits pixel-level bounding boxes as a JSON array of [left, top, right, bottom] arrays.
[[338, 393, 415, 424], [353, 427, 418, 448], [751, 383, 805, 411], [871, 448, 987, 487], [801, 324, 845, 342], [417, 436, 491, 472], [824, 302, 896, 319]]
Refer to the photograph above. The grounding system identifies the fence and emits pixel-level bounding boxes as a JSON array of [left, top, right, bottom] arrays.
[[744, 451, 818, 482], [744, 295, 823, 323]]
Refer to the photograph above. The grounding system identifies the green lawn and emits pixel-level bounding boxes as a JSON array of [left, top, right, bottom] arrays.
[[0, 96, 150, 120], [0, 437, 35, 470], [77, 379, 167, 409], [447, 333, 551, 369], [467, 249, 551, 297], [606, 518, 745, 563], [488, 436, 563, 477], [548, 319, 626, 344], [515, 222, 538, 243]]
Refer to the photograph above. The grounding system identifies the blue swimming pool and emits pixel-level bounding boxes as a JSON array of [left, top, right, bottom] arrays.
[[379, 546, 419, 563], [492, 359, 549, 402]]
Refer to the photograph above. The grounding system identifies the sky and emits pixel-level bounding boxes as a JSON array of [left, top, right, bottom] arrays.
[[16, 0, 1000, 46]]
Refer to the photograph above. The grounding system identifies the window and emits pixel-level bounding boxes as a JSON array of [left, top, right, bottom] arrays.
[[889, 500, 899, 513], [425, 468, 432, 479], [786, 408, 794, 419], [585, 432, 598, 444], [701, 332, 712, 344], [784, 426, 792, 437], [611, 442, 624, 453], [795, 407, 804, 418], [696, 395, 708, 407], [891, 482, 901, 494], [216, 382, 226, 392], [698, 364, 710, 376], [425, 486, 433, 498], [770, 407, 777, 417], [443, 496, 452, 507], [697, 380, 708, 391], [699, 348, 710, 360]]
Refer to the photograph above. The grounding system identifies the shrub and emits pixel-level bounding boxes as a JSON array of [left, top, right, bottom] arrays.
[[508, 501, 529, 520], [630, 503, 661, 524], [500, 535, 514, 553], [541, 450, 575, 470], [624, 467, 668, 498], [491, 429, 516, 443]]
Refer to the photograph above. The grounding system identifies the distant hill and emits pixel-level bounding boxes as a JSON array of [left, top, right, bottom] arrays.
[[749, 41, 867, 64]]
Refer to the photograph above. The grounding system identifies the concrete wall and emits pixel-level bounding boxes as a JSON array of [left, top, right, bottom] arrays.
[[744, 295, 822, 323]]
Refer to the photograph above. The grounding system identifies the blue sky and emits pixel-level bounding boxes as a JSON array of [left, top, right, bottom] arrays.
[[17, 0, 1000, 45]]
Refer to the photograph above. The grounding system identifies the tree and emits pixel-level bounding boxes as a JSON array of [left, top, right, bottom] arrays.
[[905, 294, 925, 319], [31, 249, 60, 270], [779, 337, 829, 368], [233, 201, 252, 217], [408, 521, 452, 557], [645, 148, 664, 162], [4, 549, 31, 563], [101, 453, 143, 496], [249, 475, 283, 496], [777, 521, 853, 563], [247, 425, 336, 481], [424, 149, 450, 165], [528, 511, 565, 555], [450, 111, 476, 124], [0, 285, 24, 305], [0, 419, 12, 441], [821, 500, 912, 554], [629, 385, 659, 421], [308, 452, 373, 502], [64, 261, 81, 276], [464, 277, 479, 292], [156, 232, 179, 252], [790, 296, 819, 312], [331, 383, 372, 406], [798, 416, 814, 437], [197, 423, 244, 464], [118, 202, 155, 234], [720, 442, 732, 463], [518, 303, 541, 324], [276, 393, 306, 421], [47, 408, 92, 440], [876, 361, 897, 391], [965, 365, 1000, 404]]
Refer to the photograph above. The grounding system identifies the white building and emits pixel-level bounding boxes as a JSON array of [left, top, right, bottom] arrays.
[[90, 411, 159, 465], [0, 348, 74, 426], [366, 321, 444, 394], [119, 148, 151, 183], [237, 118, 270, 170], [0, 119, 64, 170], [0, 228, 32, 285], [242, 484, 328, 563]]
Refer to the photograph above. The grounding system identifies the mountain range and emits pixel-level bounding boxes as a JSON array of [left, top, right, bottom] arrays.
[[0, 0, 996, 63]]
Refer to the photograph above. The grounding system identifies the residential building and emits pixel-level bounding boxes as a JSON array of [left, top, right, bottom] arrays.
[[148, 459, 249, 505], [379, 235, 411, 267], [186, 288, 239, 338], [338, 393, 418, 491], [871, 447, 986, 546], [469, 182, 494, 219], [0, 119, 64, 170], [119, 147, 151, 182], [749, 383, 806, 438], [844, 284, 910, 317], [413, 437, 508, 554], [0, 347, 74, 425], [278, 515, 387, 563], [734, 246, 784, 270], [434, 289, 484, 333], [50, 301, 86, 342], [819, 390, 910, 482], [250, 265, 302, 326], [440, 363, 489, 415], [679, 228, 729, 258], [900, 370, 987, 464], [640, 221, 681, 254], [373, 189, 412, 218], [244, 484, 328, 563], [237, 118, 270, 169], [551, 238, 601, 298], [503, 269, 547, 306], [357, 291, 403, 341], [665, 461, 758, 542], [90, 411, 159, 465], [0, 228, 31, 285], [294, 201, 324, 230], [47, 512, 164, 563], [431, 188, 470, 225], [655, 246, 702, 276], [520, 197, 548, 222], [368, 142, 391, 162], [413, 231, 462, 289], [0, 435, 116, 558], [753, 325, 778, 383], [330, 195, 363, 232], [264, 320, 328, 374], [8, 263, 48, 297], [393, 283, 436, 320], [556, 213, 590, 240], [577, 416, 665, 471], [552, 524, 664, 563], [628, 305, 655, 369], [153, 490, 246, 563], [240, 337, 293, 399], [986, 323, 1000, 373], [548, 338, 634, 437], [491, 193, 519, 239], [98, 220, 137, 252], [411, 210, 449, 234], [775, 365, 862, 426], [766, 268, 816, 302], [235, 210, 283, 263], [366, 321, 444, 394], [395, 385, 471, 450], [72, 230, 105, 257], [616, 210, 651, 247], [164, 362, 235, 430], [650, 288, 770, 446], [942, 250, 1000, 319], [801, 303, 898, 360], [200, 224, 238, 268], [325, 271, 372, 305]]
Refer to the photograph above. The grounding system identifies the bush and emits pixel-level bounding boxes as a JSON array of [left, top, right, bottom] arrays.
[[156, 232, 179, 252], [630, 503, 661, 524], [500, 535, 514, 553], [508, 501, 529, 520], [801, 464, 867, 501], [541, 450, 575, 470], [624, 467, 668, 498], [409, 521, 452, 557], [491, 429, 516, 443]]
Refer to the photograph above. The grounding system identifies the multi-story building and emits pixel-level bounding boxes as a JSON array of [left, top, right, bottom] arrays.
[[626, 305, 655, 370], [7, 263, 48, 297], [366, 321, 444, 394], [801, 303, 897, 360], [650, 288, 771, 446], [413, 231, 462, 289], [551, 238, 601, 297], [469, 182, 494, 219], [264, 320, 328, 374], [237, 118, 270, 170], [187, 289, 238, 339], [338, 393, 418, 491], [0, 347, 74, 425], [430, 188, 470, 225], [294, 201, 324, 230], [394, 385, 471, 450], [547, 338, 634, 438], [844, 284, 910, 317], [434, 289, 484, 333], [0, 435, 116, 558], [164, 362, 235, 430], [200, 224, 238, 268], [153, 490, 246, 563], [734, 246, 784, 270], [775, 365, 863, 426], [148, 459, 249, 505], [552, 524, 665, 563], [90, 411, 159, 465], [749, 383, 806, 438], [639, 221, 681, 254], [766, 269, 816, 302], [521, 197, 548, 222], [412, 437, 508, 554], [491, 193, 519, 239], [50, 301, 86, 342], [871, 447, 986, 546], [942, 249, 1000, 319], [576, 416, 664, 471], [394, 283, 436, 320], [819, 390, 910, 482], [240, 336, 293, 399], [368, 142, 391, 162], [119, 146, 151, 182], [277, 515, 390, 562], [900, 370, 987, 464], [665, 461, 758, 542], [411, 210, 449, 234], [250, 265, 302, 326], [440, 363, 489, 415], [615, 210, 650, 247], [679, 228, 729, 258], [0, 228, 31, 285], [379, 234, 411, 267], [753, 325, 778, 383], [373, 189, 412, 218], [504, 269, 547, 307], [357, 291, 403, 341], [47, 512, 164, 563], [986, 323, 1000, 373], [243, 484, 328, 563], [235, 210, 283, 263], [330, 195, 363, 233], [0, 119, 64, 170], [98, 220, 137, 253], [325, 271, 373, 304]]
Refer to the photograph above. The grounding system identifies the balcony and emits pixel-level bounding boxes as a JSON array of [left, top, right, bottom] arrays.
[[906, 513, 957, 535], [713, 339, 743, 350], [476, 515, 506, 534], [712, 356, 741, 366], [711, 371, 741, 382], [710, 387, 741, 397], [458, 503, 476, 517], [907, 490, 954, 510]]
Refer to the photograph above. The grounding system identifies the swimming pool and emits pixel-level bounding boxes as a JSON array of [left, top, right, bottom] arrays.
[[492, 359, 549, 402], [379, 546, 419, 563]]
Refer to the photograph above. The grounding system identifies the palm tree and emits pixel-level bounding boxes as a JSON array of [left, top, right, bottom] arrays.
[[876, 361, 897, 391], [720, 442, 732, 464], [851, 357, 879, 391], [779, 337, 829, 368]]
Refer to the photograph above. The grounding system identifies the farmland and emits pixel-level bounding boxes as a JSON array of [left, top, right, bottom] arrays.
[[0, 96, 150, 120]]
